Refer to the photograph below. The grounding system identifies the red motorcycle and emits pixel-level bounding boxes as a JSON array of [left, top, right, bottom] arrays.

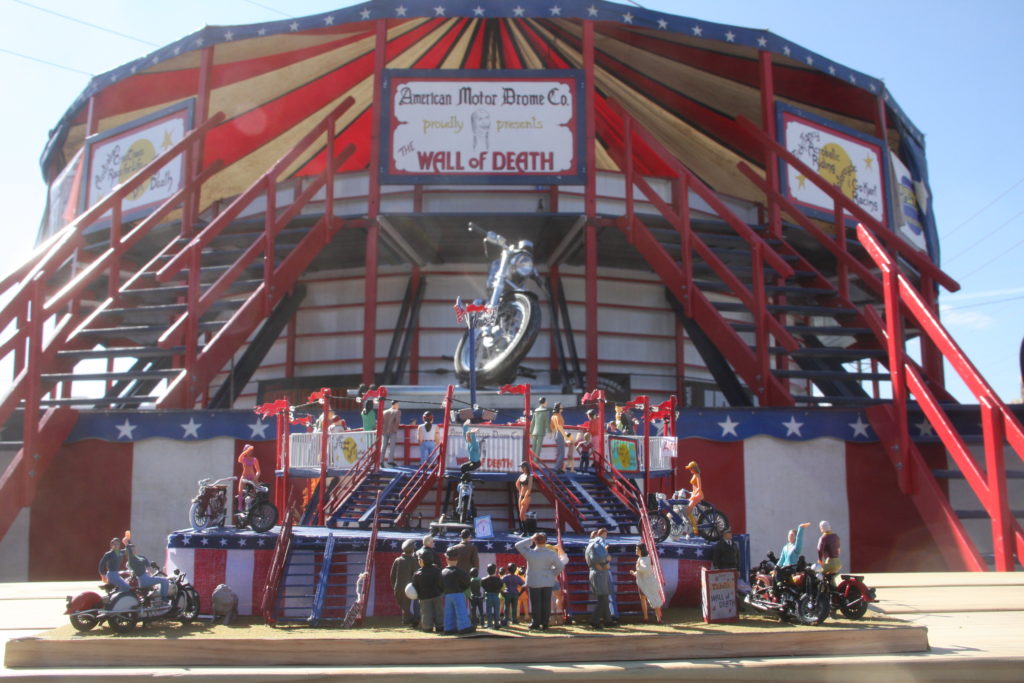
[[829, 572, 877, 619], [65, 565, 199, 633]]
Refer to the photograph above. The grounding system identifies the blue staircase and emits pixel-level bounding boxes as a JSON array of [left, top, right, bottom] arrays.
[[271, 539, 363, 624], [329, 470, 412, 529], [562, 549, 643, 619], [560, 473, 640, 534]]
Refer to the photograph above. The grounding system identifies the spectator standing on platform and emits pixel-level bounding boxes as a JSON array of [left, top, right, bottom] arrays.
[[550, 402, 571, 472], [586, 529, 613, 629], [501, 563, 524, 625], [631, 543, 663, 624], [416, 411, 437, 464], [515, 532, 568, 630], [412, 549, 444, 633], [481, 563, 504, 628], [360, 398, 376, 432], [391, 539, 419, 627], [441, 547, 473, 634], [575, 432, 593, 473], [381, 400, 401, 468], [530, 397, 551, 459]]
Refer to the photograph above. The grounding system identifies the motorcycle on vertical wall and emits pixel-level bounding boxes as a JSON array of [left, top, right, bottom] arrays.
[[453, 222, 542, 386]]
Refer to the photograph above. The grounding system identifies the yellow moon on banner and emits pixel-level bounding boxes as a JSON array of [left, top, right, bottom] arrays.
[[617, 442, 631, 468], [817, 142, 857, 199], [342, 437, 359, 464], [119, 138, 157, 200]]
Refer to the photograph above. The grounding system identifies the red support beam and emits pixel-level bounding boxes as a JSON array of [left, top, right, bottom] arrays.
[[758, 50, 781, 238], [981, 397, 1012, 571], [585, 223, 598, 391]]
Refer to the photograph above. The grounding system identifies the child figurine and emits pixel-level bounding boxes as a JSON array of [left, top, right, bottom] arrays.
[[456, 472, 474, 524], [501, 562, 525, 626], [411, 550, 444, 633], [468, 567, 484, 626], [575, 432, 593, 473], [441, 547, 473, 634], [481, 563, 504, 628]]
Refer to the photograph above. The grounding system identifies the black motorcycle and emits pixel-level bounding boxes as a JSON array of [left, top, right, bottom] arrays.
[[236, 481, 278, 533], [453, 222, 542, 386], [745, 553, 829, 625]]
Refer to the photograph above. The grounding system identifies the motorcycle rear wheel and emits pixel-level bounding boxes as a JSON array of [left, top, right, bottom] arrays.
[[651, 514, 670, 543], [838, 585, 870, 619], [250, 502, 278, 533], [189, 501, 210, 532], [697, 509, 729, 542], [108, 593, 140, 633], [453, 291, 540, 386], [69, 613, 98, 632]]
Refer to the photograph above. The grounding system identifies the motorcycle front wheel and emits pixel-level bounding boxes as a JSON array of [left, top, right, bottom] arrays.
[[69, 612, 98, 632], [650, 514, 670, 543], [181, 586, 201, 623], [796, 592, 828, 626], [454, 291, 540, 386], [697, 509, 730, 542], [189, 501, 210, 532], [108, 593, 140, 634], [250, 502, 278, 533]]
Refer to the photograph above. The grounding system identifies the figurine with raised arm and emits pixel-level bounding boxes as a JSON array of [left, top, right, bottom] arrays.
[[778, 522, 812, 568]]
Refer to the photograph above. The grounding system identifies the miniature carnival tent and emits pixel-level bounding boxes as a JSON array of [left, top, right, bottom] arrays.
[[1, 0, 1020, 574]]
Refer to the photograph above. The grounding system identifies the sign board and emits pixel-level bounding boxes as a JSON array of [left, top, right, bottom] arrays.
[[608, 436, 639, 472], [382, 69, 585, 185], [778, 103, 887, 226], [701, 567, 738, 623], [82, 101, 193, 226], [474, 515, 494, 539], [890, 154, 929, 252]]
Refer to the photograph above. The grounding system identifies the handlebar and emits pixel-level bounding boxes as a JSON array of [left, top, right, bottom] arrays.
[[467, 221, 509, 249], [198, 476, 237, 488]]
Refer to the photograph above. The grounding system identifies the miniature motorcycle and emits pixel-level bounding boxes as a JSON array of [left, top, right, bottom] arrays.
[[453, 222, 542, 386], [189, 476, 235, 531], [745, 553, 828, 625], [827, 571, 877, 619], [65, 565, 200, 633], [649, 491, 729, 543], [235, 481, 279, 533]]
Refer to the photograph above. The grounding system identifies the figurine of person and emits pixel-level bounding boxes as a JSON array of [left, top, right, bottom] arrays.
[[316, 408, 347, 433], [381, 400, 401, 468], [683, 460, 704, 535], [778, 522, 812, 567], [574, 432, 593, 474], [124, 533, 169, 605], [461, 420, 482, 473], [500, 562, 525, 626], [360, 398, 376, 432], [237, 443, 261, 511], [514, 532, 568, 630], [817, 520, 842, 574], [585, 529, 613, 629], [481, 563, 504, 628], [97, 535, 129, 592], [441, 547, 474, 634], [515, 461, 533, 535], [550, 402, 571, 472], [530, 397, 551, 459], [391, 539, 419, 627], [711, 528, 739, 570], [416, 411, 436, 463], [607, 404, 634, 435], [631, 543, 663, 624], [412, 549, 444, 633]]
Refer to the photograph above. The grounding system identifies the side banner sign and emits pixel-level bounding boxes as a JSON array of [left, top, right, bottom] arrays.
[[382, 69, 585, 185], [778, 103, 888, 226]]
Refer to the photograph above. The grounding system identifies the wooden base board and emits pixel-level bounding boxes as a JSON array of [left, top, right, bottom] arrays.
[[6, 623, 929, 669]]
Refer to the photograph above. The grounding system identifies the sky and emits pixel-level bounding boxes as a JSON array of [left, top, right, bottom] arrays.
[[0, 0, 1022, 405]]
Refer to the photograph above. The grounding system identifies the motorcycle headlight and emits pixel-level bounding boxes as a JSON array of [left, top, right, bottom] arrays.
[[510, 253, 534, 279], [655, 492, 667, 501]]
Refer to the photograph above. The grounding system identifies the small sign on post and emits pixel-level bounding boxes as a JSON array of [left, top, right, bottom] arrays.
[[700, 567, 738, 623]]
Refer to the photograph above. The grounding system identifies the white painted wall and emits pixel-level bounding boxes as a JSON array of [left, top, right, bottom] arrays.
[[0, 506, 29, 581], [130, 437, 236, 564], [743, 435, 850, 568]]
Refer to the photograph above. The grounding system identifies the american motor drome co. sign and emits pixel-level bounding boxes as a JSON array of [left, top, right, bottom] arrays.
[[382, 69, 586, 185]]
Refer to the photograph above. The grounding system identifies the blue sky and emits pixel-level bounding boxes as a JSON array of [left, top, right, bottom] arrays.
[[0, 0, 1022, 405]]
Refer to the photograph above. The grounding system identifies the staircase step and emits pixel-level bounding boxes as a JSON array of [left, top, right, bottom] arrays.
[[76, 321, 222, 337], [41, 369, 180, 383], [56, 346, 188, 360], [770, 346, 889, 359], [955, 509, 1024, 520], [36, 395, 158, 407], [775, 369, 890, 381], [102, 299, 238, 316]]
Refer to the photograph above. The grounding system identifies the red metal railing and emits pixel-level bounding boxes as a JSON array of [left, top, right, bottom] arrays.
[[261, 508, 295, 625], [858, 224, 1024, 571], [348, 490, 382, 627], [598, 101, 799, 405], [527, 447, 585, 533], [154, 96, 358, 408], [322, 445, 378, 526]]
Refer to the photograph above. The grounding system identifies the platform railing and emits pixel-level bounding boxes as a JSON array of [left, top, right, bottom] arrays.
[[446, 424, 525, 473], [858, 224, 1024, 571], [289, 431, 376, 470]]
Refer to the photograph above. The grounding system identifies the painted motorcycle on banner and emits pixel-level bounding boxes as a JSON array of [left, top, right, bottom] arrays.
[[454, 222, 542, 386]]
